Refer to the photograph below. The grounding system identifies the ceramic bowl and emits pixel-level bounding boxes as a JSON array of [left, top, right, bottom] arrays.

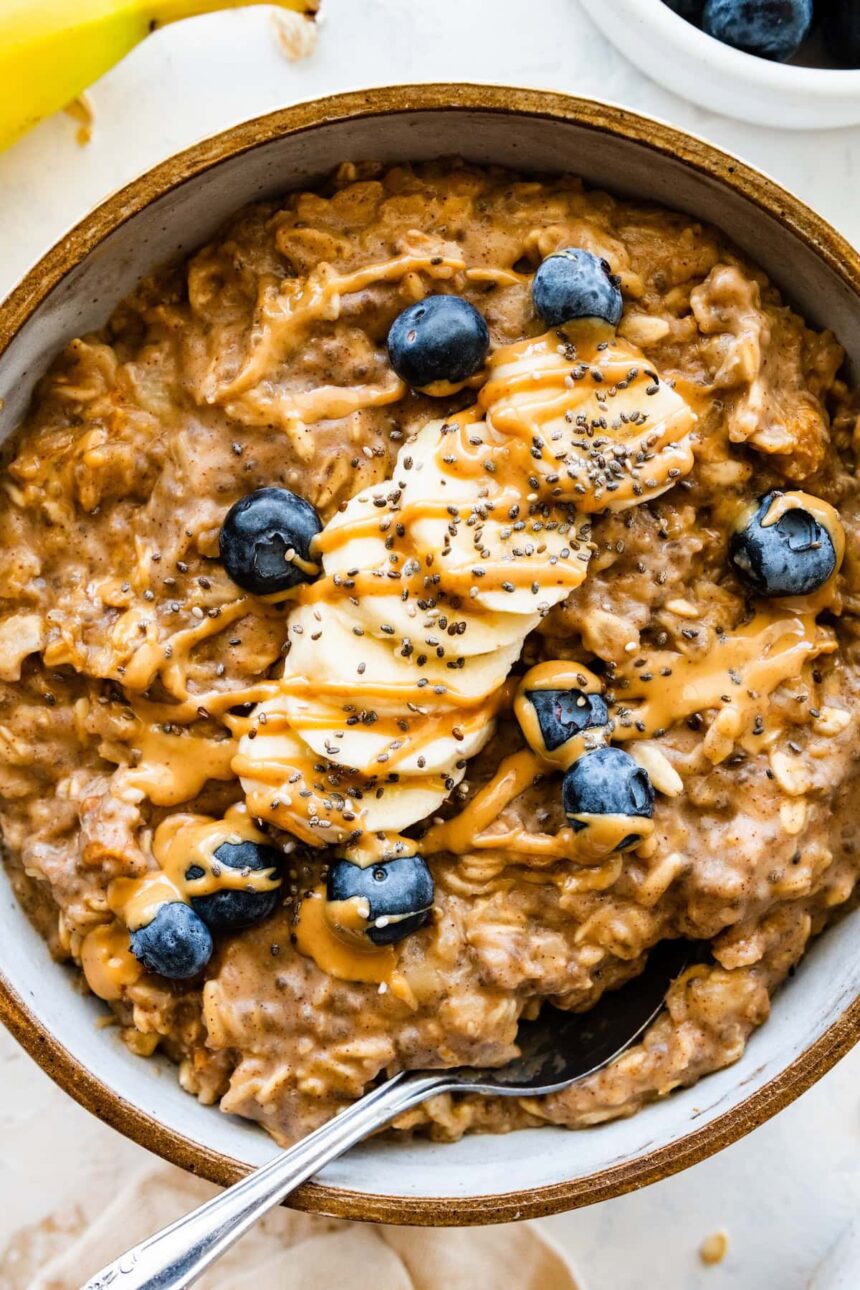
[[0, 85, 858, 1225], [580, 0, 860, 129]]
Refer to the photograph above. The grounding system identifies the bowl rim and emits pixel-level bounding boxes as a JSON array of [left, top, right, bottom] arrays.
[[1, 82, 859, 1226], [581, 0, 860, 94]]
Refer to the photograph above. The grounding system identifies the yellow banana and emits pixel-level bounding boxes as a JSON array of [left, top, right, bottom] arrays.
[[0, 0, 318, 151]]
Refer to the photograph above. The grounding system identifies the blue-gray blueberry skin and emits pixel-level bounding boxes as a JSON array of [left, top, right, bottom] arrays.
[[387, 295, 490, 389], [130, 902, 213, 980], [562, 746, 655, 852], [187, 840, 283, 932], [702, 0, 813, 61], [531, 248, 623, 329], [526, 689, 609, 752], [326, 854, 434, 946], [729, 493, 837, 598], [219, 486, 322, 596]]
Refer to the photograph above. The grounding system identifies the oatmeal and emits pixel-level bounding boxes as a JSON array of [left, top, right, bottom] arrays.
[[0, 160, 857, 1146]]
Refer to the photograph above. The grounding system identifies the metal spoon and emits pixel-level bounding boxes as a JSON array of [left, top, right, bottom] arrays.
[[81, 937, 692, 1290]]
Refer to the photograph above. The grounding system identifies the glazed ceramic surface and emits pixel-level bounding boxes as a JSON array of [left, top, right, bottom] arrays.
[[0, 86, 858, 1224], [581, 0, 860, 130]]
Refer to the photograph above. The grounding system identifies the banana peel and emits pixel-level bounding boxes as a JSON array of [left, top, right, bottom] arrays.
[[0, 0, 319, 151]]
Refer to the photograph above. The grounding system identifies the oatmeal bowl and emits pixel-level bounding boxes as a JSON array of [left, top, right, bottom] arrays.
[[0, 84, 858, 1224]]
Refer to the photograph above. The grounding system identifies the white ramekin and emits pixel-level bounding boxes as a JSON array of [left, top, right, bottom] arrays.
[[580, 0, 860, 129]]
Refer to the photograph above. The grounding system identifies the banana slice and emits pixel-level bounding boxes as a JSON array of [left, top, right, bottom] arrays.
[[354, 593, 541, 656], [361, 770, 465, 834], [236, 725, 354, 846], [237, 724, 465, 839], [482, 332, 697, 514], [238, 325, 695, 854], [319, 488, 391, 576], [284, 603, 522, 708], [400, 421, 588, 613], [279, 691, 494, 775]]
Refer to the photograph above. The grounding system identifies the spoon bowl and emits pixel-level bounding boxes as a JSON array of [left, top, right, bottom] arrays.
[[448, 938, 694, 1096]]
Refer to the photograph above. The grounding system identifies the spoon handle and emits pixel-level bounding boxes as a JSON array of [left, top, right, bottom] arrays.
[[80, 1069, 449, 1290]]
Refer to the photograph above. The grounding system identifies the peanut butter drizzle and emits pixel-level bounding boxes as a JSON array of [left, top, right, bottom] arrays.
[[464, 266, 531, 288], [44, 593, 258, 691], [43, 575, 284, 803], [237, 321, 697, 861], [297, 555, 587, 609], [80, 922, 143, 1001], [88, 588, 284, 795], [325, 894, 373, 936], [243, 375, 407, 427], [325, 888, 431, 942], [294, 886, 416, 1007], [274, 670, 512, 711], [132, 681, 282, 731], [210, 250, 468, 403], [421, 750, 543, 855], [118, 598, 255, 694], [612, 610, 837, 761], [119, 726, 236, 807], [419, 604, 838, 871], [309, 495, 523, 554], [108, 804, 280, 932]]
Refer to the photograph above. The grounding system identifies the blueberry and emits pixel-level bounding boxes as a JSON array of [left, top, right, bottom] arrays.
[[526, 689, 609, 752], [188, 840, 282, 932], [532, 248, 623, 329], [130, 903, 213, 980], [562, 747, 654, 851], [326, 854, 434, 946], [729, 493, 836, 598], [820, 0, 860, 67], [703, 0, 813, 61], [387, 295, 490, 389], [219, 486, 322, 596], [663, 0, 705, 21]]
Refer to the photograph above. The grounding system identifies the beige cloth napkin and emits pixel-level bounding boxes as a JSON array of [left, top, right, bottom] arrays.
[[0, 1163, 579, 1290]]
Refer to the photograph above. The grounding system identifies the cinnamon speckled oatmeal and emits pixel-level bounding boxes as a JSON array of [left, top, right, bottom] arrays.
[[1, 160, 858, 1147]]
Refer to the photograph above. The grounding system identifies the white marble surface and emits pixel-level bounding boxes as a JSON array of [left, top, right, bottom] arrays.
[[0, 1, 858, 1285]]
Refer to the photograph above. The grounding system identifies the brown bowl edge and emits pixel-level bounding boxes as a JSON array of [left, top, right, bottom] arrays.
[[0, 82, 858, 1225]]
